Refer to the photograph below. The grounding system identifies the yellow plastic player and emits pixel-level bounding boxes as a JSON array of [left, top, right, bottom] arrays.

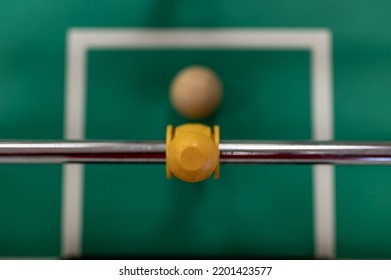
[[166, 124, 220, 182]]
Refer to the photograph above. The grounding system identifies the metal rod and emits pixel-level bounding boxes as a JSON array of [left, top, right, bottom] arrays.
[[220, 141, 391, 164], [2, 140, 391, 165], [0, 141, 166, 163]]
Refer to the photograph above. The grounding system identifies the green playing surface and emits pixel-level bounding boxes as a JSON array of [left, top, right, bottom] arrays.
[[1, 0, 391, 259]]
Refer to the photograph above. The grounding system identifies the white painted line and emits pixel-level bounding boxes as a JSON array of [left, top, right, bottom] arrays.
[[63, 29, 335, 259], [61, 164, 84, 258], [62, 31, 87, 258], [64, 31, 87, 140], [68, 29, 329, 49], [311, 32, 335, 259], [314, 165, 335, 259], [311, 32, 334, 141]]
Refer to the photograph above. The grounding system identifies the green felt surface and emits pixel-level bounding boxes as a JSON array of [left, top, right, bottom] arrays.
[[0, 0, 391, 259]]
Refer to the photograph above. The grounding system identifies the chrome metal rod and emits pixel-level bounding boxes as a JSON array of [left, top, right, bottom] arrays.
[[0, 141, 166, 163], [220, 141, 391, 164], [1, 140, 391, 164]]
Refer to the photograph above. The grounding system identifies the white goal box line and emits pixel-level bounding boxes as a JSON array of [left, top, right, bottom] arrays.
[[63, 28, 334, 259]]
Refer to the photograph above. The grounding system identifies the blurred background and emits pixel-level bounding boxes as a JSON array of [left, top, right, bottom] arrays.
[[0, 0, 391, 259]]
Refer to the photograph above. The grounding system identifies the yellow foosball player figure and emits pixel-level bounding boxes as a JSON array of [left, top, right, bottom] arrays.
[[166, 123, 220, 182]]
